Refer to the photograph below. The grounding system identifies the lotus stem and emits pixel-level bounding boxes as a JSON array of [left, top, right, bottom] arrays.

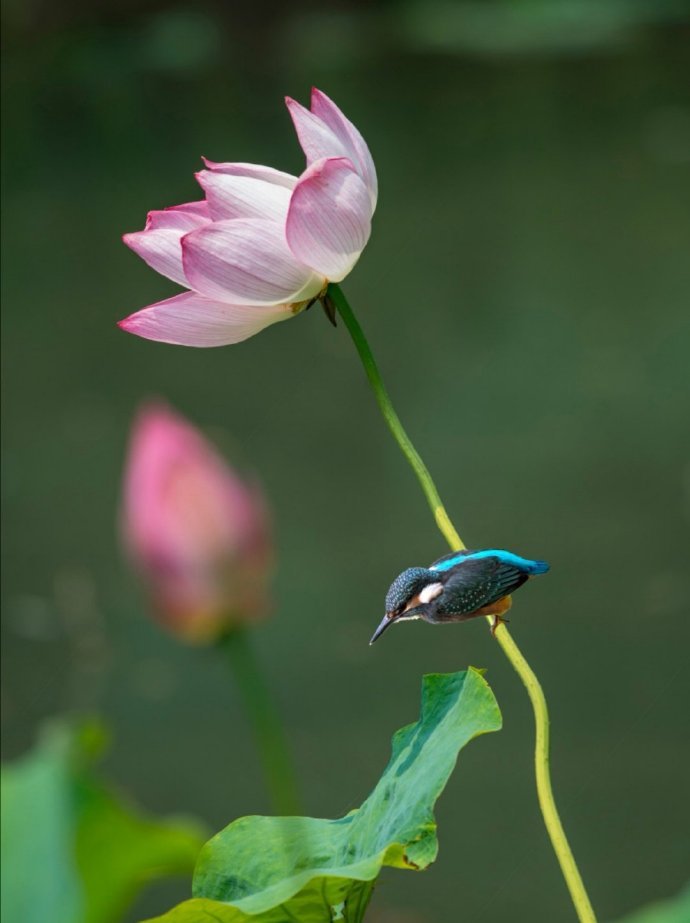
[[220, 628, 302, 816]]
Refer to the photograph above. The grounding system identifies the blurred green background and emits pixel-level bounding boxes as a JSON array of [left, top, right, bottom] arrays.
[[2, 1, 689, 920]]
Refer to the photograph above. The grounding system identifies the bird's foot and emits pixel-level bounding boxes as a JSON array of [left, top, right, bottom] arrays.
[[490, 614, 510, 636], [476, 594, 513, 636]]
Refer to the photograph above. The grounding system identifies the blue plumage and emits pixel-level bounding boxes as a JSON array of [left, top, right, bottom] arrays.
[[371, 548, 550, 644], [430, 549, 550, 575]]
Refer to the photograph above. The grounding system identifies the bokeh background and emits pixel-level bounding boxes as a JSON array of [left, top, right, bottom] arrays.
[[2, 1, 689, 920]]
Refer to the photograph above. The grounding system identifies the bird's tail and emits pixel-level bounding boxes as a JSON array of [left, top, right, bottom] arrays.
[[526, 559, 550, 575]]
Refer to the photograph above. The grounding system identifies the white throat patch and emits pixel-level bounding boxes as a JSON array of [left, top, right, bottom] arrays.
[[397, 611, 421, 622], [418, 582, 444, 605]]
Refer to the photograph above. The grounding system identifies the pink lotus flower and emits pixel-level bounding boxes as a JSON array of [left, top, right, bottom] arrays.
[[119, 89, 377, 347], [122, 402, 272, 642]]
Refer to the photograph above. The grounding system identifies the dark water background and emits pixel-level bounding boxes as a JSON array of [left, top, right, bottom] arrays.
[[2, 2, 689, 920]]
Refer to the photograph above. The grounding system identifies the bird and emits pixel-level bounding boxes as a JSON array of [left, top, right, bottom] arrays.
[[369, 549, 550, 644]]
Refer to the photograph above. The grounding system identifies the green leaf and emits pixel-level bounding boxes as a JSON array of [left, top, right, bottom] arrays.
[[75, 779, 206, 923], [145, 668, 501, 923], [1, 720, 207, 923], [1, 725, 83, 923], [611, 884, 690, 923]]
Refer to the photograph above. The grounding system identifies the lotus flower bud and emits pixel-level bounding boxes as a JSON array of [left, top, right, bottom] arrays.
[[122, 402, 272, 642]]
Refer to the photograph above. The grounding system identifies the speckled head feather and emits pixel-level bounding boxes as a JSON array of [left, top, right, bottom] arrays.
[[384, 567, 433, 615], [369, 567, 439, 644]]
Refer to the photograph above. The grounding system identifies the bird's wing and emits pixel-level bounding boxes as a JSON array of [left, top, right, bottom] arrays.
[[438, 556, 529, 616]]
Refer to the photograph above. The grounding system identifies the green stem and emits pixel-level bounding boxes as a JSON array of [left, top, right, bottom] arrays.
[[220, 628, 302, 816], [326, 287, 463, 551], [328, 282, 597, 923]]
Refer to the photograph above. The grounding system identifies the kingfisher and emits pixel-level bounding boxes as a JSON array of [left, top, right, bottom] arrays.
[[370, 549, 550, 644]]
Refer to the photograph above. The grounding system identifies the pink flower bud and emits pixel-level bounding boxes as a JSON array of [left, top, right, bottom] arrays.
[[122, 402, 272, 642]]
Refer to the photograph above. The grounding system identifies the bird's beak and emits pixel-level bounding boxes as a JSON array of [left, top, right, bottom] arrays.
[[369, 612, 396, 645]]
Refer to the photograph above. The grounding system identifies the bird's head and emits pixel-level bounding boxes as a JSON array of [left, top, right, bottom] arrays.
[[369, 567, 444, 644]]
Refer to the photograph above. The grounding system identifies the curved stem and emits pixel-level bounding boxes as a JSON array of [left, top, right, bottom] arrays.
[[327, 282, 596, 923], [219, 628, 302, 816], [324, 287, 463, 552], [492, 626, 595, 922]]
